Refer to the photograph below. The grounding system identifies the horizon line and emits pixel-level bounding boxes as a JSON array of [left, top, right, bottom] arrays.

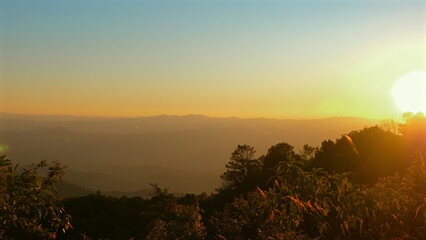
[[0, 111, 383, 121]]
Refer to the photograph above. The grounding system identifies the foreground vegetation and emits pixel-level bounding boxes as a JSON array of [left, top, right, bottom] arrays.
[[1, 113, 425, 239]]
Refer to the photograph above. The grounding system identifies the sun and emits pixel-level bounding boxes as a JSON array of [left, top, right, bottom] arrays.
[[392, 71, 426, 113]]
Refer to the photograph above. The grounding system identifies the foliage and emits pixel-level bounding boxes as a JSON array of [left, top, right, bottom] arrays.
[[212, 157, 351, 239], [364, 153, 426, 239], [8, 113, 425, 239], [213, 154, 426, 239], [260, 142, 299, 188], [146, 203, 206, 240], [61, 185, 167, 240], [220, 145, 261, 193], [0, 155, 72, 239], [210, 189, 309, 240], [262, 142, 297, 170], [299, 144, 318, 162], [312, 126, 407, 183]]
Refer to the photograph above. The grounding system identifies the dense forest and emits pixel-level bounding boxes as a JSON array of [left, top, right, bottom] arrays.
[[1, 112, 425, 240]]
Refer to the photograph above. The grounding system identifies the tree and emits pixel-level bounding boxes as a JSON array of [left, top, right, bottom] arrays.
[[312, 127, 407, 183], [299, 144, 318, 162], [0, 155, 72, 239], [399, 112, 426, 156], [260, 142, 297, 188], [378, 119, 400, 135], [262, 142, 297, 170], [220, 145, 261, 191]]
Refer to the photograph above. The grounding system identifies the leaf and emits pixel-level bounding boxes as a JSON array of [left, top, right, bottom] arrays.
[[415, 205, 425, 218], [274, 180, 281, 189], [266, 210, 275, 223], [344, 135, 359, 155], [256, 186, 267, 199], [217, 234, 228, 240], [273, 209, 284, 215]]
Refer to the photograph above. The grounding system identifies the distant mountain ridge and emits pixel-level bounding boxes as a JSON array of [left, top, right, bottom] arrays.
[[0, 113, 378, 194], [56, 180, 158, 199], [0, 112, 376, 134]]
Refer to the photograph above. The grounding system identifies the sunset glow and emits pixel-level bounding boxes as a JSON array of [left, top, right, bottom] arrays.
[[1, 1, 426, 238], [1, 0, 425, 119]]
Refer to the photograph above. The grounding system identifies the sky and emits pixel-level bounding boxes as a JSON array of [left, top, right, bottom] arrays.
[[0, 0, 425, 119]]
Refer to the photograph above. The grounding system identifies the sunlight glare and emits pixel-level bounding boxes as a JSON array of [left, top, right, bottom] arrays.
[[392, 71, 426, 113]]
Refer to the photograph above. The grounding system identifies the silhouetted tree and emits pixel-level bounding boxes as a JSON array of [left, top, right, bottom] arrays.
[[379, 119, 400, 135], [220, 145, 261, 192], [260, 142, 298, 187], [312, 126, 407, 183], [299, 144, 318, 162]]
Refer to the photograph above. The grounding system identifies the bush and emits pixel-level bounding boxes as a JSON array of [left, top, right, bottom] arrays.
[[0, 155, 72, 239]]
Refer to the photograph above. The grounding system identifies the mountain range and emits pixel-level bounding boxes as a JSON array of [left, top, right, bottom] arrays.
[[0, 113, 377, 196]]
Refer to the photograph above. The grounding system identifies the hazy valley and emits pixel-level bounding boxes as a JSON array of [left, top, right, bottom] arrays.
[[0, 113, 376, 195]]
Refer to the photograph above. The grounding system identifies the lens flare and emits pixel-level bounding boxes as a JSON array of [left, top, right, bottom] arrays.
[[0, 144, 9, 153]]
